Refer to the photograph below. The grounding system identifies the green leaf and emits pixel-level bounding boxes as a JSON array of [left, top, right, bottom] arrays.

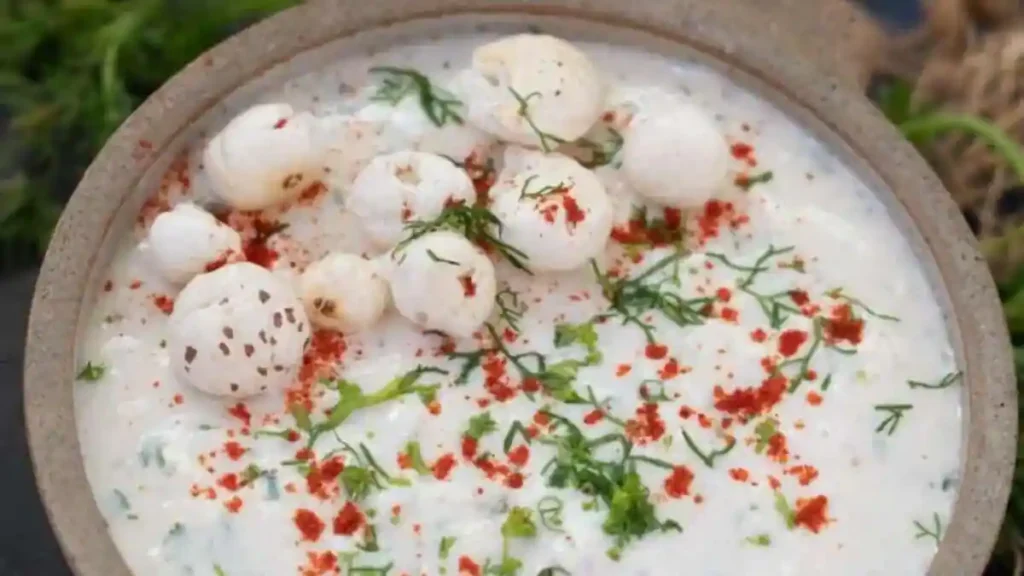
[[553, 321, 602, 364], [76, 361, 106, 382], [501, 507, 537, 539], [403, 442, 432, 475], [439, 536, 457, 560], [466, 412, 497, 440], [874, 78, 915, 126], [774, 492, 796, 529]]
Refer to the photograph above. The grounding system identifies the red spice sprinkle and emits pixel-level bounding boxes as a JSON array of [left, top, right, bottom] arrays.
[[302, 551, 337, 576], [217, 473, 240, 492], [778, 329, 809, 358], [720, 307, 739, 322], [583, 409, 605, 425], [320, 457, 344, 480], [432, 453, 457, 480], [794, 496, 830, 533], [173, 394, 184, 405], [768, 475, 782, 490], [715, 287, 732, 302], [787, 465, 820, 486], [459, 556, 482, 576], [228, 403, 252, 426], [562, 194, 586, 227], [729, 468, 750, 482], [508, 445, 530, 467], [664, 466, 694, 498], [789, 290, 811, 306], [616, 364, 632, 377], [129, 280, 142, 290], [223, 441, 246, 461], [658, 358, 681, 380], [151, 294, 174, 315], [224, 496, 243, 513], [767, 433, 790, 464], [521, 377, 541, 394], [697, 413, 713, 429], [679, 405, 694, 419], [295, 448, 315, 462], [731, 142, 754, 162], [713, 375, 788, 420], [461, 436, 478, 460], [750, 328, 768, 343], [273, 118, 288, 129], [625, 403, 666, 445], [458, 275, 477, 298], [505, 472, 525, 489], [533, 411, 551, 426], [823, 304, 864, 345], [294, 509, 326, 542], [332, 502, 365, 536], [286, 430, 301, 443], [806, 391, 823, 406], [644, 343, 668, 360]]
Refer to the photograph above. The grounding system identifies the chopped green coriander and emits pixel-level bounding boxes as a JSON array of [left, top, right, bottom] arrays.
[[213, 565, 227, 576], [746, 533, 772, 546], [76, 361, 106, 381], [753, 419, 778, 454], [553, 320, 602, 364], [537, 496, 565, 532], [774, 492, 796, 529], [680, 427, 736, 468], [466, 412, 498, 440], [439, 535, 457, 560], [403, 441, 433, 475]]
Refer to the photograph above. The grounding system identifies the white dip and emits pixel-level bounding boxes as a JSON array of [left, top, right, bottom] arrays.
[[74, 32, 962, 576]]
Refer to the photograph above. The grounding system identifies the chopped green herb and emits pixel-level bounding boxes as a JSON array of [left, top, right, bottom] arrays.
[[502, 506, 538, 539], [753, 419, 778, 454], [519, 174, 571, 200], [774, 492, 796, 529], [370, 66, 463, 127], [680, 427, 736, 468], [214, 565, 227, 576], [439, 535, 457, 560], [76, 361, 106, 382], [403, 442, 433, 475], [737, 171, 774, 190], [553, 321, 602, 365], [913, 512, 943, 546], [572, 127, 624, 169], [467, 412, 498, 440], [503, 421, 533, 453], [825, 287, 900, 322], [908, 371, 963, 391], [874, 404, 913, 435], [293, 366, 446, 446], [395, 205, 531, 273], [746, 533, 772, 546], [508, 88, 566, 152], [426, 249, 461, 266], [537, 496, 565, 532], [494, 287, 527, 332]]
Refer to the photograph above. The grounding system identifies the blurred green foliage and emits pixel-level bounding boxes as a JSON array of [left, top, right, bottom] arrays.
[[0, 0, 299, 269]]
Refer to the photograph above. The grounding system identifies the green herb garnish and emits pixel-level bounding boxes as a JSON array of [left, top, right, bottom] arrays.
[[874, 404, 913, 435], [370, 66, 463, 127], [466, 412, 498, 440], [76, 361, 106, 382], [395, 205, 531, 273], [914, 512, 943, 546], [908, 371, 963, 390], [508, 88, 566, 152]]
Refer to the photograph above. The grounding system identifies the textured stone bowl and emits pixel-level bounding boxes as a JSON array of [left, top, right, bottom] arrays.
[[23, 1, 1016, 575]]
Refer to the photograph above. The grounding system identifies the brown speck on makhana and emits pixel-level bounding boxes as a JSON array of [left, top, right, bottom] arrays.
[[244, 344, 255, 357], [258, 290, 271, 303], [223, 327, 234, 339], [219, 343, 230, 356], [185, 346, 197, 364]]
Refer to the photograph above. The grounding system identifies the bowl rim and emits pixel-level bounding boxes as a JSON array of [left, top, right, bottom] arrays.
[[23, 1, 1016, 575]]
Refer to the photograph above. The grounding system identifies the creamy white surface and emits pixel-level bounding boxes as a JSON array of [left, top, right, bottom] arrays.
[[75, 34, 961, 576]]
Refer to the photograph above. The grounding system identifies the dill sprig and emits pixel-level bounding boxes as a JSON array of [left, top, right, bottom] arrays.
[[874, 403, 913, 435], [908, 370, 963, 390], [519, 174, 571, 200], [369, 66, 464, 127], [825, 287, 900, 322], [913, 512, 943, 546], [708, 245, 800, 329], [509, 87, 566, 153], [494, 287, 527, 332], [680, 427, 736, 468], [591, 251, 711, 343], [535, 411, 681, 558], [394, 204, 531, 273]]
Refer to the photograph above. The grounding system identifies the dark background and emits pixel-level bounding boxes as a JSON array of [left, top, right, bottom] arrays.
[[0, 1, 923, 575]]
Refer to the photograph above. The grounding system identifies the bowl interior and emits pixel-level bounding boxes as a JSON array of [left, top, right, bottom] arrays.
[[24, 3, 1015, 576]]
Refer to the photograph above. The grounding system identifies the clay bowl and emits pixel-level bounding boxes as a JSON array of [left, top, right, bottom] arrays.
[[22, 1, 1016, 575]]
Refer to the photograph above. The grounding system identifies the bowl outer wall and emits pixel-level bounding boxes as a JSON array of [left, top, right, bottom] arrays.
[[23, 1, 1015, 575]]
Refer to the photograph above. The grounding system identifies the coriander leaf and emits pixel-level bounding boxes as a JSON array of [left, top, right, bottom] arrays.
[[746, 534, 771, 546], [753, 419, 777, 454], [602, 472, 680, 551], [501, 506, 538, 539], [553, 321, 602, 365], [774, 492, 796, 529], [439, 535, 457, 560], [214, 565, 227, 576], [466, 412, 498, 440], [76, 361, 106, 382], [403, 441, 432, 475]]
